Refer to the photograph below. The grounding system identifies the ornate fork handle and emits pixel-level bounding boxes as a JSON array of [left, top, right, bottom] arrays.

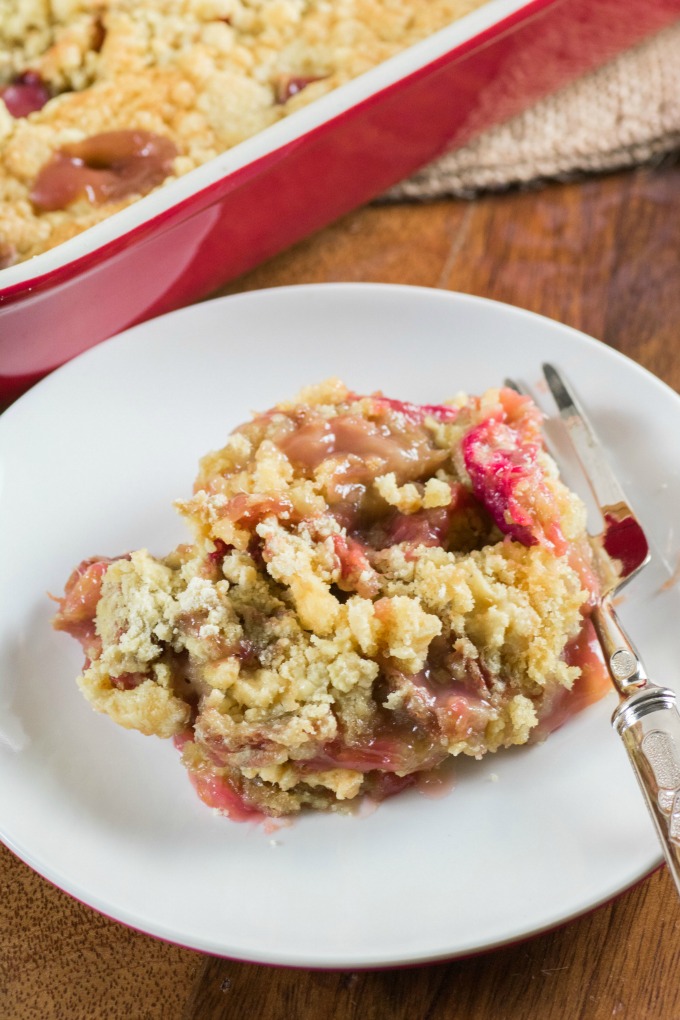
[[613, 685, 680, 890], [541, 364, 680, 897]]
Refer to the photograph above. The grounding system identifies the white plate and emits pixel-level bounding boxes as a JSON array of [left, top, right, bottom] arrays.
[[1, 284, 678, 968]]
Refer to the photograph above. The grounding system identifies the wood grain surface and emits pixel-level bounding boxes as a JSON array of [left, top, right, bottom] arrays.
[[3, 159, 680, 1020]]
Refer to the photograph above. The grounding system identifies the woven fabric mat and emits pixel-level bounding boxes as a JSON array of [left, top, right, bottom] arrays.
[[385, 21, 680, 200]]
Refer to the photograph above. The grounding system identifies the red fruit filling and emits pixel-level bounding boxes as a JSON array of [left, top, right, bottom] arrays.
[[363, 770, 418, 802], [363, 394, 459, 424], [277, 410, 444, 478], [189, 771, 264, 821], [208, 538, 233, 564], [373, 484, 474, 553], [602, 512, 649, 580], [52, 556, 116, 652], [275, 74, 325, 103], [462, 388, 566, 552], [30, 130, 178, 212], [308, 731, 445, 775], [272, 405, 448, 535], [111, 671, 148, 691], [173, 734, 264, 821], [533, 619, 611, 739], [1, 72, 51, 117], [221, 491, 294, 525], [0, 241, 17, 269], [332, 534, 379, 597]]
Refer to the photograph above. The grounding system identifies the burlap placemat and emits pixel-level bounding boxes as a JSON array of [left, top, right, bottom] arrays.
[[385, 21, 680, 200]]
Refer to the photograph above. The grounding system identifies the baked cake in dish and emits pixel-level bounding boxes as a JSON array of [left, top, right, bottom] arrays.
[[53, 380, 610, 820], [0, 0, 487, 266]]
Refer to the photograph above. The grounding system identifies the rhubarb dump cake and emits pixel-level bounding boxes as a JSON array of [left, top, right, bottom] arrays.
[[0, 0, 487, 266], [53, 380, 610, 820]]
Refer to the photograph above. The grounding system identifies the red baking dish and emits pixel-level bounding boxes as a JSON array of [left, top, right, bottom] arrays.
[[1, 0, 679, 400]]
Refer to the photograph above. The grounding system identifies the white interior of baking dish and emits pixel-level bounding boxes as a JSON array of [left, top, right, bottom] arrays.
[[0, 0, 530, 291]]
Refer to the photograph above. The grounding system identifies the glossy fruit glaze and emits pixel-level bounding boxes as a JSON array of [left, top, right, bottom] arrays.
[[30, 132, 178, 212], [1, 0, 679, 399]]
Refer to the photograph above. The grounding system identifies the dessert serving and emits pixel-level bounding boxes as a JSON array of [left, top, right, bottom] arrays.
[[53, 378, 611, 820], [0, 0, 487, 266]]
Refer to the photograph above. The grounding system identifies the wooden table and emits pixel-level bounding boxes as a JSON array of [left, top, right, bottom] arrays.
[[3, 160, 680, 1020]]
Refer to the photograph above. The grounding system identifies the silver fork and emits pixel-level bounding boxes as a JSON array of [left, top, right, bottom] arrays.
[[511, 364, 680, 895]]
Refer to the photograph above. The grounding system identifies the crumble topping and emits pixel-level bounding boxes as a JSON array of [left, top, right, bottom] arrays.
[[0, 0, 487, 265], [53, 380, 610, 819]]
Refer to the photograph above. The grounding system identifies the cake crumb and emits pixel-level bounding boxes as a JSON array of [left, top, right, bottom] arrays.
[[53, 381, 606, 820]]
